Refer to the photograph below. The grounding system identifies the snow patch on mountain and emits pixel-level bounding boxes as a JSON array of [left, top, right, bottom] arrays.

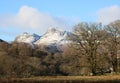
[[15, 32, 40, 44], [35, 27, 71, 45]]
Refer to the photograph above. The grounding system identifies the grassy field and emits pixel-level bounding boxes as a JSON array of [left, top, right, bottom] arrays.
[[1, 75, 120, 83]]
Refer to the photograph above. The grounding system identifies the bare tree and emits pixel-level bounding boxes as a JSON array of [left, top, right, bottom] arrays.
[[104, 20, 120, 73], [71, 22, 106, 75]]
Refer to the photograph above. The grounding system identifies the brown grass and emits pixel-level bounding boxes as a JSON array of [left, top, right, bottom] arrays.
[[1, 75, 120, 83]]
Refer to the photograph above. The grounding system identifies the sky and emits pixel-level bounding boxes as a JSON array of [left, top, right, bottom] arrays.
[[0, 0, 120, 41]]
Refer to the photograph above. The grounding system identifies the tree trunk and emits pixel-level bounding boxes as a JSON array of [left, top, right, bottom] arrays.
[[112, 59, 118, 73]]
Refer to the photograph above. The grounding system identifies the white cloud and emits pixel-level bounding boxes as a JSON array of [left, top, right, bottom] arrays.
[[97, 5, 120, 24], [0, 5, 69, 34]]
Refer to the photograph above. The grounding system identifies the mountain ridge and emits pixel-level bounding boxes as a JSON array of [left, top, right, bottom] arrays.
[[14, 28, 72, 52]]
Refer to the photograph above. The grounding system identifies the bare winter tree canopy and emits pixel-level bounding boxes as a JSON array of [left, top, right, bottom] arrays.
[[71, 22, 109, 75], [104, 20, 120, 73]]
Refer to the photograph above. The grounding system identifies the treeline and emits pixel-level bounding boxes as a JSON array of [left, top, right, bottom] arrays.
[[70, 20, 120, 75], [0, 20, 120, 78], [0, 42, 63, 77]]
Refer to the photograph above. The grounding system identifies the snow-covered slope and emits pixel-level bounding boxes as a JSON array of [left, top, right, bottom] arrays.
[[15, 32, 40, 44], [14, 28, 72, 52], [35, 28, 71, 45]]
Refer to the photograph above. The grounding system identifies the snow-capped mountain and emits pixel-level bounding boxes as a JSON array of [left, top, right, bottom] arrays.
[[15, 32, 40, 44], [35, 28, 71, 45], [14, 28, 72, 52]]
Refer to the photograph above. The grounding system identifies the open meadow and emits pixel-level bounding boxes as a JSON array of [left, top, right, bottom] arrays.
[[1, 75, 120, 83]]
